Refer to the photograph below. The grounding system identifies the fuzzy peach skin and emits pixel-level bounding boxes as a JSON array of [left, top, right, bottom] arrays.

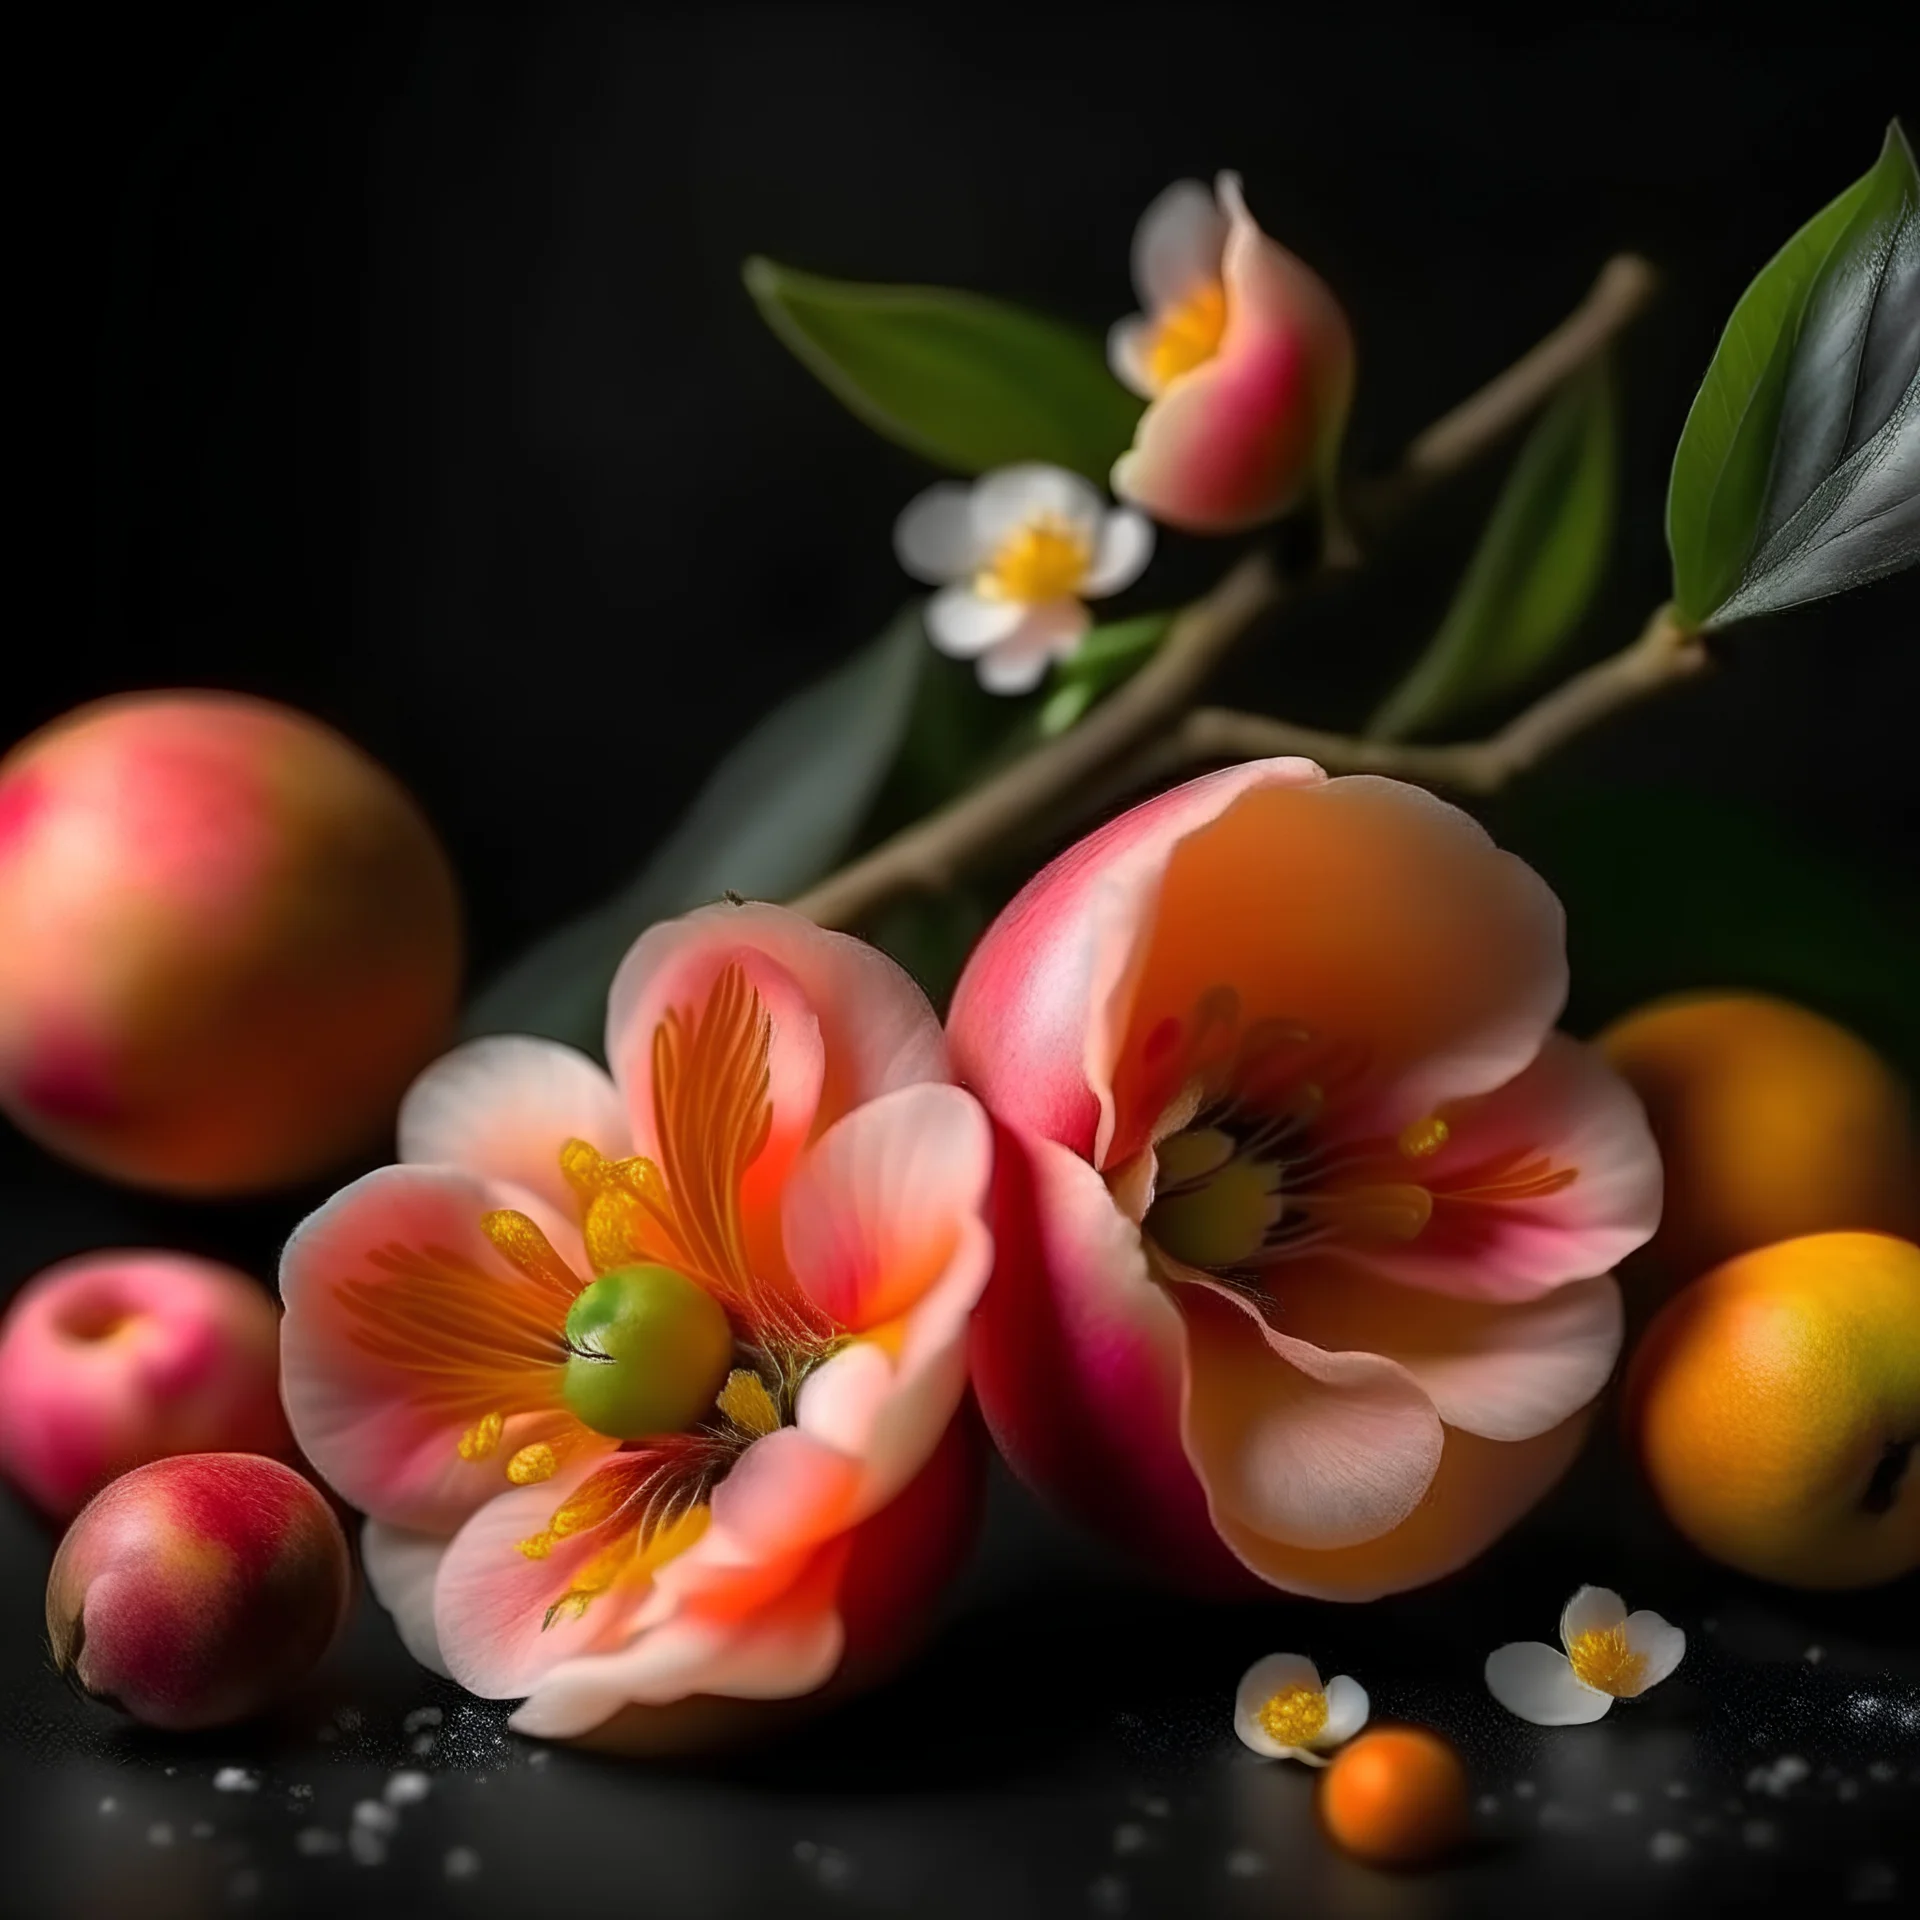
[[1108, 174, 1354, 534], [0, 692, 462, 1194], [948, 760, 1662, 1598], [280, 903, 994, 1747], [0, 1252, 292, 1521], [47, 1452, 352, 1729]]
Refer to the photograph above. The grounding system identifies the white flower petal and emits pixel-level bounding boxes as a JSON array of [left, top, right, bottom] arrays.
[[1107, 315, 1156, 399], [1621, 1611, 1686, 1695], [1560, 1585, 1628, 1651], [362, 1521, 452, 1679], [972, 464, 1103, 546], [1084, 508, 1155, 597], [975, 601, 1089, 695], [1233, 1651, 1324, 1759], [1485, 1642, 1613, 1725], [1317, 1674, 1370, 1747], [894, 483, 982, 583], [924, 584, 1024, 659], [1132, 177, 1229, 311]]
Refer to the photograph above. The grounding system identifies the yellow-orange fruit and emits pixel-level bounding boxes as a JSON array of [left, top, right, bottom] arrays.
[[1624, 1231, 1920, 1589], [1317, 1726, 1470, 1869], [1597, 992, 1917, 1299], [0, 692, 461, 1193]]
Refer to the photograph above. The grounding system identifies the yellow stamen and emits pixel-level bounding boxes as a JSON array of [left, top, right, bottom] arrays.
[[716, 1368, 781, 1438], [515, 1529, 556, 1560], [1397, 1114, 1451, 1159], [480, 1209, 582, 1300], [1257, 1683, 1329, 1747], [1145, 280, 1228, 390], [506, 1442, 559, 1486], [1298, 1182, 1433, 1243], [1568, 1626, 1647, 1697], [457, 1410, 504, 1461], [977, 513, 1092, 605]]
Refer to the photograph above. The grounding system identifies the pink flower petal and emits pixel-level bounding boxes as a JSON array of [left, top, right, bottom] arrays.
[[279, 1164, 598, 1533], [361, 1521, 452, 1678], [1112, 173, 1353, 534], [1178, 1277, 1445, 1551], [782, 1081, 993, 1335], [968, 1124, 1251, 1589], [1275, 1264, 1623, 1442], [1213, 1408, 1591, 1600], [1350, 1033, 1663, 1302], [397, 1035, 630, 1221], [950, 759, 1326, 1163]]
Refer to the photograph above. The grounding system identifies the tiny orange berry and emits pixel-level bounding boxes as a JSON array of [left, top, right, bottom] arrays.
[[1318, 1726, 1470, 1868]]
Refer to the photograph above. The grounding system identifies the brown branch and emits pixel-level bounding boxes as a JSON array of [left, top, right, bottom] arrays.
[[787, 252, 1661, 931], [1144, 604, 1709, 797]]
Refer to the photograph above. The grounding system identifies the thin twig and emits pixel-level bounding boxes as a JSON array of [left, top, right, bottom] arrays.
[[788, 253, 1661, 930], [1142, 604, 1710, 796]]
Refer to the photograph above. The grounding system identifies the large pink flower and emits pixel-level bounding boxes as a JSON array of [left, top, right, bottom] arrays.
[[1108, 174, 1354, 534], [948, 762, 1660, 1599], [280, 903, 993, 1744]]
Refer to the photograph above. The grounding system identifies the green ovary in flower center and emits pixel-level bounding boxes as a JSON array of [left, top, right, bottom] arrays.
[[1146, 1126, 1286, 1269], [560, 1263, 735, 1440]]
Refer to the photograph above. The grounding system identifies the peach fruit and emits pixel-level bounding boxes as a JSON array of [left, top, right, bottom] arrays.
[[1317, 1726, 1471, 1869], [0, 691, 462, 1194], [1624, 1231, 1920, 1589], [0, 1251, 292, 1521], [1598, 992, 1917, 1302], [47, 1452, 352, 1729]]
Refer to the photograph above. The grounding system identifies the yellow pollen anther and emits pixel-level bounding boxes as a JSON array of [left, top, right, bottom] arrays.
[[515, 1529, 556, 1561], [978, 513, 1092, 605], [716, 1368, 781, 1438], [506, 1442, 559, 1486], [1398, 1114, 1451, 1159], [1567, 1626, 1648, 1698], [1257, 1683, 1329, 1747], [1145, 279, 1228, 391], [458, 1410, 504, 1461]]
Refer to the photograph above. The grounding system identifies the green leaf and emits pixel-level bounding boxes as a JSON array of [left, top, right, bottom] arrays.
[[1667, 120, 1920, 627], [745, 258, 1142, 482], [1370, 359, 1618, 742], [464, 607, 927, 1052], [1491, 784, 1920, 1077], [1040, 613, 1174, 735]]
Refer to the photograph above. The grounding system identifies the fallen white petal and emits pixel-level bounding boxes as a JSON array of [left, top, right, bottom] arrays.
[[1621, 1610, 1687, 1695], [1560, 1584, 1628, 1651], [1485, 1641, 1612, 1725], [1318, 1674, 1370, 1747], [1232, 1651, 1323, 1759]]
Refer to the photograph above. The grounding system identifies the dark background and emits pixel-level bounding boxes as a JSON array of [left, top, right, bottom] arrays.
[[5, 6, 1918, 1917]]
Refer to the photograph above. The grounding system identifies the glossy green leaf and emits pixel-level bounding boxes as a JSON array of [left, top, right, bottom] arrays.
[[1492, 785, 1920, 1077], [464, 607, 926, 1053], [1370, 359, 1618, 742], [1668, 121, 1920, 627], [745, 258, 1142, 482]]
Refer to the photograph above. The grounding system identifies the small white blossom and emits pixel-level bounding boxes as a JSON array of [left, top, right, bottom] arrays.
[[1486, 1585, 1685, 1725], [893, 464, 1153, 694], [1232, 1653, 1369, 1767]]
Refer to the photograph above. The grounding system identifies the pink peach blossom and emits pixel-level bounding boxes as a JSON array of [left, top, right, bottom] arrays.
[[1108, 174, 1354, 535], [280, 903, 993, 1744], [948, 761, 1660, 1599]]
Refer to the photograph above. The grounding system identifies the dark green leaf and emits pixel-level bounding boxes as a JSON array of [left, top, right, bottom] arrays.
[[1492, 784, 1920, 1077], [464, 608, 927, 1052], [744, 258, 1142, 482], [1668, 121, 1920, 627], [1370, 359, 1618, 741]]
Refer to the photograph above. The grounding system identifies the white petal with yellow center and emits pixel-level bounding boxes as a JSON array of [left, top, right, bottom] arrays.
[[1484, 1641, 1612, 1725], [975, 602, 1091, 695], [1131, 177, 1229, 315], [1233, 1652, 1368, 1764], [925, 584, 1025, 659]]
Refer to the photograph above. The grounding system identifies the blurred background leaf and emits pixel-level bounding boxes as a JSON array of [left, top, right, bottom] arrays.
[[1370, 358, 1618, 741], [1667, 120, 1920, 629], [1493, 782, 1920, 1077], [744, 258, 1142, 481], [1041, 613, 1173, 736], [465, 607, 927, 1052]]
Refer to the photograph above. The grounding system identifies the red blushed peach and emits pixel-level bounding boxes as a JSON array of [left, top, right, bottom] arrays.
[[0, 1252, 293, 1522], [0, 691, 462, 1194], [47, 1453, 352, 1730]]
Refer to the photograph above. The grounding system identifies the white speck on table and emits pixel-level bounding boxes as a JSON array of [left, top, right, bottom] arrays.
[[1649, 1831, 1690, 1864]]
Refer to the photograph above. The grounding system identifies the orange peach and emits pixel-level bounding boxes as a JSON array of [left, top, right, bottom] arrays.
[[47, 1452, 352, 1729], [1598, 993, 1917, 1303], [1624, 1231, 1920, 1589], [0, 1251, 291, 1521], [1317, 1726, 1470, 1869], [0, 692, 462, 1193]]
